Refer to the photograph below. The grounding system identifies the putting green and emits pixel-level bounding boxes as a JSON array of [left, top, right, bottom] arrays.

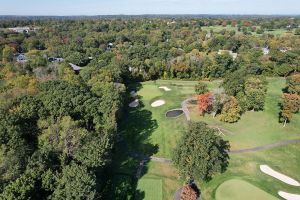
[[215, 179, 279, 200]]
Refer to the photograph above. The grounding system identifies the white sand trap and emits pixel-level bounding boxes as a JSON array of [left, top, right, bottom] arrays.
[[130, 91, 137, 97], [260, 165, 300, 186], [151, 100, 165, 107], [129, 99, 139, 108], [159, 86, 171, 91], [278, 191, 300, 200]]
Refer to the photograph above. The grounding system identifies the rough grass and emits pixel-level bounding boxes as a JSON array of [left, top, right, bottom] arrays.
[[215, 179, 279, 200]]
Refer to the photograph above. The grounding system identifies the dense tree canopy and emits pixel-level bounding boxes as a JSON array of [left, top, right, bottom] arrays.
[[0, 16, 300, 198], [173, 122, 230, 181]]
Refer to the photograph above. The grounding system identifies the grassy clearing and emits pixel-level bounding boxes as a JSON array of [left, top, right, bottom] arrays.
[[190, 77, 300, 150], [200, 143, 300, 200], [121, 77, 299, 199], [201, 25, 295, 36], [123, 79, 221, 158], [215, 179, 279, 200], [136, 178, 163, 200]]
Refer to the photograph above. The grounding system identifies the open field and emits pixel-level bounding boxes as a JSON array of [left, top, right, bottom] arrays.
[[190, 77, 300, 150], [215, 179, 279, 200], [136, 178, 163, 200], [201, 25, 297, 36], [120, 77, 300, 199], [201, 143, 300, 199]]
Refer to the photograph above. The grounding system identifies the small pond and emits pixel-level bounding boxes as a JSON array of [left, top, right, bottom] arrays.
[[165, 109, 184, 118]]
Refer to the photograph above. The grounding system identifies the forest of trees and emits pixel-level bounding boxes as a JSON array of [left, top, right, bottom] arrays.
[[0, 16, 300, 198]]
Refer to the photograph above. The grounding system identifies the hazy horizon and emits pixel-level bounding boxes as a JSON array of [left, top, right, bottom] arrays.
[[0, 0, 300, 16]]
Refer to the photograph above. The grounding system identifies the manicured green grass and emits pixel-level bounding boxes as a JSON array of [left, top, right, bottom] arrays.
[[121, 78, 300, 200], [201, 143, 300, 200], [215, 179, 279, 200], [201, 25, 295, 36], [136, 178, 163, 200], [122, 80, 221, 158], [190, 77, 300, 149], [201, 25, 238, 32]]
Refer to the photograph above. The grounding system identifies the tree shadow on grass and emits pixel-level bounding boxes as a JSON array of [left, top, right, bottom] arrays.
[[102, 84, 159, 199]]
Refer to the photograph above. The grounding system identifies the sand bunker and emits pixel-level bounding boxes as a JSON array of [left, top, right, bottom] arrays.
[[159, 86, 171, 91], [130, 91, 137, 97], [151, 100, 165, 107], [260, 165, 300, 186], [129, 99, 139, 108], [278, 191, 300, 200]]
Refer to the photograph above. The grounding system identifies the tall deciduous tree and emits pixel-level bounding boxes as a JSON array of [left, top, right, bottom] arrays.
[[197, 93, 213, 115], [195, 82, 208, 95], [280, 93, 300, 126], [286, 74, 300, 95], [52, 163, 96, 200], [244, 76, 267, 111], [220, 96, 241, 123], [180, 185, 198, 200], [173, 122, 229, 181], [2, 45, 15, 63]]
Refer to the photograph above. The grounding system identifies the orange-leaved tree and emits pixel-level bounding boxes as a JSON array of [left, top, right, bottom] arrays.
[[180, 185, 198, 200], [197, 93, 213, 116]]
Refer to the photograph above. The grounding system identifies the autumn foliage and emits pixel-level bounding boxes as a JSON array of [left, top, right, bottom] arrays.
[[197, 93, 213, 115], [280, 93, 300, 124], [180, 185, 198, 200]]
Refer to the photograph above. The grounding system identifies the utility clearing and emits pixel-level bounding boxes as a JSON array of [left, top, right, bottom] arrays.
[[260, 165, 300, 186]]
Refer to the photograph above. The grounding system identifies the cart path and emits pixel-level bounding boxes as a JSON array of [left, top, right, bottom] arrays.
[[228, 138, 300, 154], [127, 138, 300, 164]]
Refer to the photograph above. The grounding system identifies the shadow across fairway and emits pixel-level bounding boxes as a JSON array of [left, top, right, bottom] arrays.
[[102, 83, 159, 199]]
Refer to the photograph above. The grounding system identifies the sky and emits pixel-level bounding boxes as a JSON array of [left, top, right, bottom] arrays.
[[0, 0, 299, 16]]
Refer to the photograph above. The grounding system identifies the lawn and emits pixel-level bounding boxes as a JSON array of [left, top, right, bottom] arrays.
[[215, 179, 279, 200], [190, 77, 300, 150], [136, 178, 163, 200], [201, 25, 296, 36], [200, 143, 300, 200]]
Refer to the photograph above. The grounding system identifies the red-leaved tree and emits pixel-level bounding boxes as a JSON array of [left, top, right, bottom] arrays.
[[180, 185, 198, 200], [197, 93, 213, 115]]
